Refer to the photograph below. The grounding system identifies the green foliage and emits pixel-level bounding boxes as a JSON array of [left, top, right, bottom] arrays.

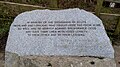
[[59, 0, 85, 8], [114, 17, 120, 35], [101, 7, 112, 13], [79, 2, 87, 8], [0, 19, 13, 39], [0, 0, 50, 6]]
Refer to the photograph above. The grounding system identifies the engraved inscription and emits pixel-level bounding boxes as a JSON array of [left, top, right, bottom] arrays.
[[13, 21, 101, 37]]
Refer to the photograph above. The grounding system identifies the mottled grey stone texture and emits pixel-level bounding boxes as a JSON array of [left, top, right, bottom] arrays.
[[6, 8, 114, 58], [5, 52, 116, 67]]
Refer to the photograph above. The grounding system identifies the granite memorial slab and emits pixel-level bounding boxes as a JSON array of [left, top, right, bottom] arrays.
[[5, 8, 114, 58]]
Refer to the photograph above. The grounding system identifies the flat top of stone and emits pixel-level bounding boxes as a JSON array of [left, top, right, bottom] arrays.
[[6, 8, 114, 58]]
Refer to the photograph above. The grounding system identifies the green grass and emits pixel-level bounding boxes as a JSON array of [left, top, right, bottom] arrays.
[[101, 7, 120, 14], [0, 19, 13, 39]]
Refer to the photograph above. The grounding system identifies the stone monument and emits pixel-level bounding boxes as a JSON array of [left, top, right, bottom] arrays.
[[5, 8, 116, 67], [5, 8, 115, 67]]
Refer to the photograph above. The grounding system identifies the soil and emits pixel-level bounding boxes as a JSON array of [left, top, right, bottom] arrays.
[[114, 46, 120, 67], [0, 32, 8, 52]]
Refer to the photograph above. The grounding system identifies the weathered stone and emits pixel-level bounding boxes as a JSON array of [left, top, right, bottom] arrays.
[[0, 52, 4, 67], [5, 52, 116, 67], [5, 52, 20, 67], [6, 8, 114, 58]]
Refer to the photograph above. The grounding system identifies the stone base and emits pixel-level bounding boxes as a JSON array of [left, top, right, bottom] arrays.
[[5, 52, 116, 67], [0, 52, 4, 67]]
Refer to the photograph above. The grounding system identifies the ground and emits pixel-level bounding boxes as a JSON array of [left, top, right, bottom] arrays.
[[114, 45, 120, 67]]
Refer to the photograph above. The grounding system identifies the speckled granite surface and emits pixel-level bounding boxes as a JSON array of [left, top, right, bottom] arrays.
[[6, 8, 114, 58]]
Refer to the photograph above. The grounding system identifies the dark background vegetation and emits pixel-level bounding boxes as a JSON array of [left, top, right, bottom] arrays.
[[0, 0, 120, 52]]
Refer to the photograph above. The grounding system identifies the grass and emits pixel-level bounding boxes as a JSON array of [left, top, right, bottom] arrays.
[[0, 19, 13, 39], [101, 7, 120, 14]]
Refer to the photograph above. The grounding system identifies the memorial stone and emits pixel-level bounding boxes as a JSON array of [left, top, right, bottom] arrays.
[[6, 8, 114, 58]]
